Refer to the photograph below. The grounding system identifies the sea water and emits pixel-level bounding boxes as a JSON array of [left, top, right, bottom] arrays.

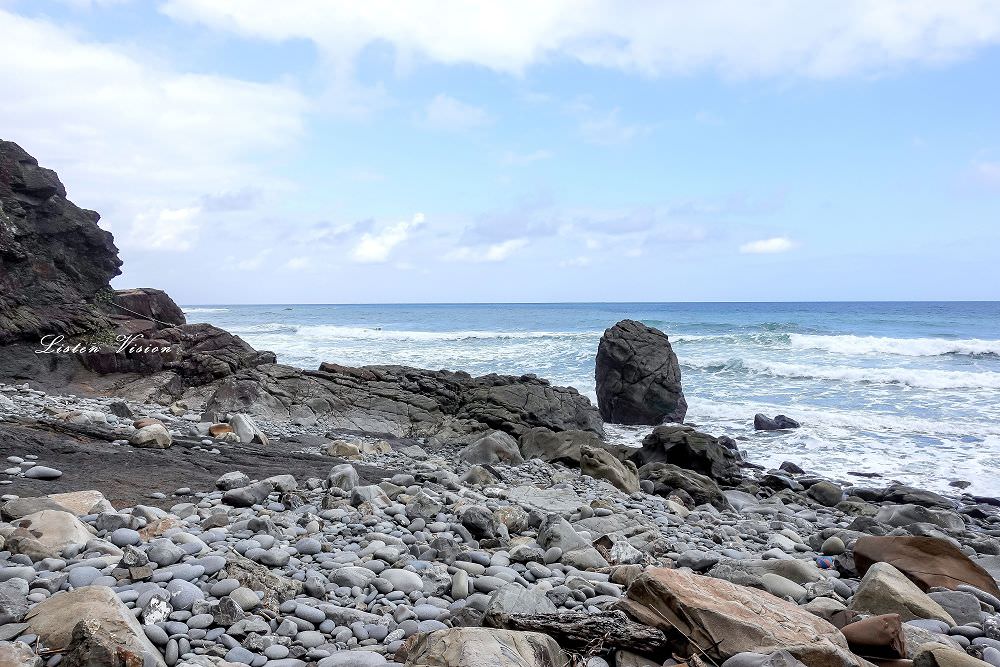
[[183, 302, 1000, 495]]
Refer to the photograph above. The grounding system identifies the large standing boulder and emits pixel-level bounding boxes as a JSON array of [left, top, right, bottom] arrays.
[[401, 627, 570, 666], [852, 536, 1000, 597], [458, 431, 524, 465], [633, 424, 741, 483], [595, 319, 686, 425], [848, 562, 955, 624], [616, 568, 861, 667], [25, 586, 166, 666]]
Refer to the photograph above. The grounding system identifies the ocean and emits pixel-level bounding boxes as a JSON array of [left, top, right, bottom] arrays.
[[182, 302, 1000, 495]]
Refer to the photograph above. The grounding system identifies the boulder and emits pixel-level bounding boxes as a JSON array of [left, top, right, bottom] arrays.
[[581, 445, 639, 493], [808, 481, 844, 507], [0, 641, 41, 667], [840, 614, 906, 659], [401, 627, 570, 666], [458, 431, 524, 466], [874, 504, 965, 532], [518, 427, 603, 466], [538, 515, 609, 570], [25, 585, 166, 666], [913, 642, 992, 667], [595, 319, 686, 425], [7, 510, 94, 560], [853, 536, 1000, 598], [229, 413, 268, 446], [111, 287, 185, 329], [130, 423, 172, 448], [848, 562, 955, 624], [633, 424, 741, 483], [483, 583, 558, 625], [2, 490, 110, 520], [638, 462, 730, 509], [617, 568, 860, 667], [754, 414, 801, 430]]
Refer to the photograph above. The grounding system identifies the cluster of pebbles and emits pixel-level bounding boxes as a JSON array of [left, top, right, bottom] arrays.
[[1, 381, 1000, 667]]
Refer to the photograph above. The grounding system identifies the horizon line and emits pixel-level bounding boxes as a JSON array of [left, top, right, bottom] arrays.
[[176, 299, 1000, 306]]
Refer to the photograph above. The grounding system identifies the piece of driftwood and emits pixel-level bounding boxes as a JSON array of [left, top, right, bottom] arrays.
[[492, 610, 673, 655]]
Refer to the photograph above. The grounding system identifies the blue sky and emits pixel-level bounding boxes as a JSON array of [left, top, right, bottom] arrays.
[[2, 1, 999, 302]]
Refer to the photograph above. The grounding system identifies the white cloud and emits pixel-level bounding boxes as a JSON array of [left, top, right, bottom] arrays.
[[972, 160, 1000, 187], [0, 9, 307, 249], [422, 94, 492, 130], [129, 206, 200, 251], [351, 213, 425, 263], [739, 236, 796, 254], [501, 149, 553, 165], [161, 1, 1000, 79], [285, 256, 312, 270], [559, 256, 592, 268], [446, 239, 528, 263], [579, 108, 650, 146]]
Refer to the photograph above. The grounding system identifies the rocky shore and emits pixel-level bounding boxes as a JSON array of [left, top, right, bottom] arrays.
[[2, 140, 1000, 667]]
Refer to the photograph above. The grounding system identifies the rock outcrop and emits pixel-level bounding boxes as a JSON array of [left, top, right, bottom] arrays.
[[595, 319, 686, 425], [201, 362, 604, 440], [0, 140, 121, 345]]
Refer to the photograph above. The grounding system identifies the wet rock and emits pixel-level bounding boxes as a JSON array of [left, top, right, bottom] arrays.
[[633, 424, 741, 483], [638, 462, 730, 509], [754, 414, 801, 430]]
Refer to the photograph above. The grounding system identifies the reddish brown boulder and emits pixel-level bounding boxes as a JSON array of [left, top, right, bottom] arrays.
[[853, 536, 1000, 597], [616, 567, 862, 667], [842, 614, 906, 660]]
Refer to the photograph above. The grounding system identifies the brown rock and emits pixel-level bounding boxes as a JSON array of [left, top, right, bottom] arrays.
[[132, 418, 163, 429], [853, 536, 1000, 598], [913, 642, 991, 667], [208, 423, 233, 436], [616, 567, 861, 667], [842, 614, 906, 660], [848, 563, 955, 625]]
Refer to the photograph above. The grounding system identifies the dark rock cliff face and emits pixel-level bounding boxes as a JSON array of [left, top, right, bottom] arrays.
[[0, 140, 122, 345], [595, 319, 687, 425]]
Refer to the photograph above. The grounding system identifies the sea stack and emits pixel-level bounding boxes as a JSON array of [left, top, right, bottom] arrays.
[[595, 319, 687, 425]]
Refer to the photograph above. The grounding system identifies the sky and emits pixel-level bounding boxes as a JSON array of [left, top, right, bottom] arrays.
[[2, 1, 1000, 303]]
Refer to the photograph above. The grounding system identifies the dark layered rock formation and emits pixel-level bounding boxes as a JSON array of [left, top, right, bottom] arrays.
[[595, 319, 686, 425], [632, 424, 742, 484], [0, 140, 121, 345], [201, 363, 604, 440]]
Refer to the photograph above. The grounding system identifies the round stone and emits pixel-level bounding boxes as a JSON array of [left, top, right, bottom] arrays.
[[110, 528, 141, 547], [382, 569, 423, 594], [24, 466, 62, 480]]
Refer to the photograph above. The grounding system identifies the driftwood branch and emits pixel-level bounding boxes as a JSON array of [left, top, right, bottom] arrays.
[[491, 610, 672, 656]]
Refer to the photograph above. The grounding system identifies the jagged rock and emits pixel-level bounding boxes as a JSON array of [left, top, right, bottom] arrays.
[[111, 287, 185, 330], [327, 464, 359, 492], [638, 462, 730, 509], [595, 319, 686, 425], [848, 562, 955, 624], [400, 627, 570, 667], [580, 445, 639, 493], [483, 583, 558, 624], [0, 140, 121, 346], [538, 515, 609, 570], [518, 426, 603, 465], [617, 567, 861, 667], [204, 362, 603, 440], [853, 536, 1000, 597], [754, 414, 801, 430], [633, 424, 741, 483], [0, 579, 29, 624], [25, 586, 165, 666]]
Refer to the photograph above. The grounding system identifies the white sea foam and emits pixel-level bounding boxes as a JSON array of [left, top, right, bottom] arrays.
[[689, 358, 1000, 390], [293, 325, 597, 342], [182, 307, 230, 313], [788, 334, 1000, 357]]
